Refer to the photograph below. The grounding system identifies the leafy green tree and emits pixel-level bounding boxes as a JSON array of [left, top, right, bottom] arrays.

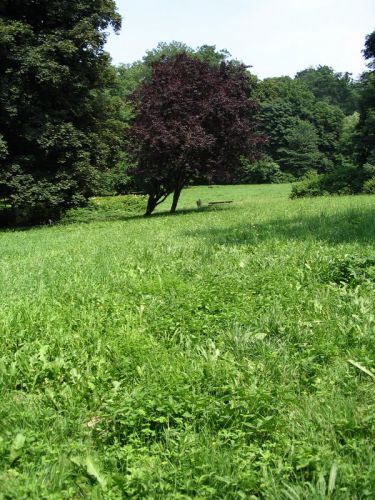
[[296, 65, 359, 115], [144, 41, 232, 69], [237, 156, 288, 184], [257, 76, 344, 176], [113, 42, 235, 104], [356, 31, 375, 165], [258, 98, 297, 157], [339, 112, 360, 159], [256, 77, 312, 156], [0, 0, 122, 224], [363, 31, 375, 67], [290, 30, 375, 201], [308, 100, 345, 161], [277, 119, 322, 177], [195, 45, 232, 66], [257, 76, 315, 113], [143, 41, 193, 65]]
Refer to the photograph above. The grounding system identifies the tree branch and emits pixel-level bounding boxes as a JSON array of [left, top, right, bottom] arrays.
[[155, 192, 170, 206]]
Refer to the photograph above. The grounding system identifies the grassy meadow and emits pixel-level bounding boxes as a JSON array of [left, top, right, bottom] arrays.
[[1, 184, 375, 498]]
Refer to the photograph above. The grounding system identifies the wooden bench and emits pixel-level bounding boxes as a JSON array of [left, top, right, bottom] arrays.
[[208, 201, 233, 206], [196, 200, 233, 208]]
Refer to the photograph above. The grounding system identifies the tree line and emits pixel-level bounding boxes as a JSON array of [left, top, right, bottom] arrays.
[[0, 1, 374, 224]]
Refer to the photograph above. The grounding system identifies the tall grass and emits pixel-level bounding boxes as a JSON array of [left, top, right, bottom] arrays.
[[1, 184, 375, 497]]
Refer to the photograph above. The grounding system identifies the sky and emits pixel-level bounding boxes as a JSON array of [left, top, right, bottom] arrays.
[[106, 0, 375, 79]]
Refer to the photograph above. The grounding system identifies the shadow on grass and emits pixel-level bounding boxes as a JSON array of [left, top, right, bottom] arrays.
[[185, 206, 375, 246], [0, 204, 234, 232], [60, 203, 235, 224], [152, 204, 234, 218]]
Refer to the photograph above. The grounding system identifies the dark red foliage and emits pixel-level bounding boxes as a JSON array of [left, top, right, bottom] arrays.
[[127, 53, 264, 215]]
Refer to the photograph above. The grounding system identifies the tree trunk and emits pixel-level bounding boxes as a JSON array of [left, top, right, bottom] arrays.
[[145, 195, 157, 216], [170, 187, 182, 214]]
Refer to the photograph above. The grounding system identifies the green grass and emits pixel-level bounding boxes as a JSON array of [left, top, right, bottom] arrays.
[[1, 184, 375, 498]]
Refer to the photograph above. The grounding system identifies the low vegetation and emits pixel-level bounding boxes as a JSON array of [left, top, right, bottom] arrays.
[[1, 184, 375, 497]]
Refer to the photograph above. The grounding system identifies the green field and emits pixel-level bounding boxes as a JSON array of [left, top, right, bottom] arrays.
[[1, 184, 375, 498]]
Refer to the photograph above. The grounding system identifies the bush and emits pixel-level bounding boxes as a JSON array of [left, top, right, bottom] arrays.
[[239, 157, 292, 184], [62, 195, 147, 224], [291, 161, 365, 199], [363, 177, 375, 194], [320, 163, 363, 194], [93, 153, 139, 197], [94, 169, 132, 197], [290, 171, 324, 198], [275, 171, 296, 183], [325, 255, 375, 286], [363, 163, 375, 179], [90, 195, 147, 213]]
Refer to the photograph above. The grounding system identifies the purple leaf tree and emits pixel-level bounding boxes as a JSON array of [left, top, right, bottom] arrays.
[[128, 53, 264, 215]]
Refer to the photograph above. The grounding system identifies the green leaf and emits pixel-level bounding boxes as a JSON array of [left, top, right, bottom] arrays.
[[328, 463, 338, 494], [348, 359, 375, 380], [9, 433, 25, 464], [85, 455, 107, 490]]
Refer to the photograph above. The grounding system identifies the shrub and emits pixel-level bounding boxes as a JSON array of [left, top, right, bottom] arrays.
[[239, 156, 292, 184], [363, 163, 375, 179], [290, 171, 324, 198], [325, 255, 375, 286], [319, 163, 363, 194], [94, 167, 133, 197], [62, 195, 147, 224], [290, 161, 365, 199], [93, 153, 139, 197], [363, 177, 375, 194], [91, 195, 147, 213], [275, 171, 296, 183]]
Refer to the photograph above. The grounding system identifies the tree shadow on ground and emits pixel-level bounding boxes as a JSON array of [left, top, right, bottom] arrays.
[[0, 204, 233, 232], [151, 204, 233, 218], [185, 206, 375, 246], [60, 204, 234, 225]]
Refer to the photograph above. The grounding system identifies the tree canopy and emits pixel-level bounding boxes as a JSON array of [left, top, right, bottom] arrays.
[[295, 65, 359, 115], [256, 76, 344, 177], [0, 0, 122, 224], [355, 30, 375, 165], [292, 30, 375, 198]]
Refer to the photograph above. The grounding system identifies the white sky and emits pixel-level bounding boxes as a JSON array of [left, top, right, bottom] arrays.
[[106, 0, 375, 79]]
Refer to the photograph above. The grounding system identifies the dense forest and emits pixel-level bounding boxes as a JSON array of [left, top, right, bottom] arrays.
[[0, 1, 374, 223]]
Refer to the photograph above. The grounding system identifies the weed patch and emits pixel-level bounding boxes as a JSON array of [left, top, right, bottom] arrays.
[[325, 255, 375, 286]]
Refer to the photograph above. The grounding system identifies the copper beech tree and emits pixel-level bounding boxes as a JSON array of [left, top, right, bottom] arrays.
[[128, 53, 264, 216]]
